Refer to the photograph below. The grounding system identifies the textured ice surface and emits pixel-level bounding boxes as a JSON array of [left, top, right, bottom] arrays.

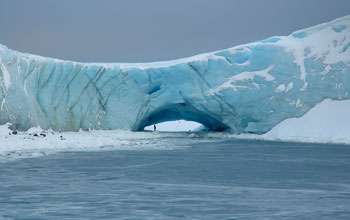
[[1, 141, 350, 219], [0, 15, 350, 133]]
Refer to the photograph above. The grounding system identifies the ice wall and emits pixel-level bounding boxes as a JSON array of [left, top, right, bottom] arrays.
[[0, 15, 350, 133]]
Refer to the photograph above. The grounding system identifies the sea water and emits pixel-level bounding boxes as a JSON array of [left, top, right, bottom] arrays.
[[0, 139, 349, 219]]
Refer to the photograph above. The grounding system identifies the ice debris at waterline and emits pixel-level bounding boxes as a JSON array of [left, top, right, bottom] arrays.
[[1, 16, 350, 133]]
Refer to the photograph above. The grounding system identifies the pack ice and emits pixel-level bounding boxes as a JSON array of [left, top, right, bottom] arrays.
[[0, 16, 349, 133]]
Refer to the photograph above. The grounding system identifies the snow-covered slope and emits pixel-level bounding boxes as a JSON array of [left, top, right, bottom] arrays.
[[263, 99, 350, 143], [0, 15, 350, 134]]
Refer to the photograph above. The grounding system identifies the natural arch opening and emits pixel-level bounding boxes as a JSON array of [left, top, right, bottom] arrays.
[[136, 103, 229, 132], [144, 120, 204, 132]]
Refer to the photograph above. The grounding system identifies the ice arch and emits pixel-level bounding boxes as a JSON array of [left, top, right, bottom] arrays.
[[136, 103, 229, 131], [0, 15, 350, 134]]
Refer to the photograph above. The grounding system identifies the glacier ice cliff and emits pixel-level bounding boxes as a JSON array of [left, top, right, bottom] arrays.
[[1, 15, 350, 133]]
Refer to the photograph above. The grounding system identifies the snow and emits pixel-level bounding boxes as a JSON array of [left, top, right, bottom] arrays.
[[1, 99, 5, 111], [285, 82, 293, 92], [275, 84, 286, 93], [0, 57, 11, 90], [209, 65, 275, 93], [0, 126, 175, 160], [263, 99, 350, 143], [320, 65, 331, 75]]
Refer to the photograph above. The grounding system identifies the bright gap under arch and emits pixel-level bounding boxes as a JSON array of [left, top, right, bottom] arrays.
[[137, 103, 230, 132], [144, 120, 204, 132]]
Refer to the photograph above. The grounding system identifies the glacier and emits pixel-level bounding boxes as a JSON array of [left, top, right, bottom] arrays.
[[0, 15, 350, 133]]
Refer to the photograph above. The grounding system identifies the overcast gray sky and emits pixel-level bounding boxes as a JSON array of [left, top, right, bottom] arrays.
[[0, 0, 349, 62]]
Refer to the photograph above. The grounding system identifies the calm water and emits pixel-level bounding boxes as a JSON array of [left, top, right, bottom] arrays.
[[0, 139, 350, 219]]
